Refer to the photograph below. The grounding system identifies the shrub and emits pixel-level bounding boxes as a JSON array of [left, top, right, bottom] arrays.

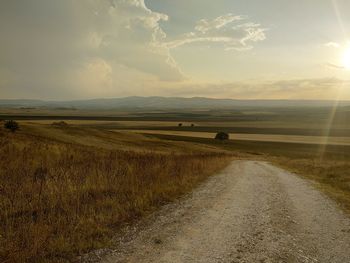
[[215, 132, 229, 141], [4, 120, 19, 133], [52, 121, 68, 127], [178, 123, 183, 127]]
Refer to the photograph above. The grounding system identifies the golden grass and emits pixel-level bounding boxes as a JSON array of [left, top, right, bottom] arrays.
[[22, 124, 222, 154], [0, 127, 231, 262], [2, 119, 349, 262], [145, 133, 350, 214], [275, 158, 350, 213]]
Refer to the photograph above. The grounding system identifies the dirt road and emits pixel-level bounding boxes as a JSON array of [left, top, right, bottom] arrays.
[[92, 161, 350, 263]]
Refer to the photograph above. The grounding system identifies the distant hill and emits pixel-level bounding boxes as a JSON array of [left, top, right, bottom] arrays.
[[1, 96, 350, 109]]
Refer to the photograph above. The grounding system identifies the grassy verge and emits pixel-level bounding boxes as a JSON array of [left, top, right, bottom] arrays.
[[148, 133, 350, 213], [0, 128, 231, 262], [274, 158, 350, 213]]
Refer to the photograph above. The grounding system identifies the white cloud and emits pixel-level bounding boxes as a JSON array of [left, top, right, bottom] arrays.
[[166, 13, 267, 51], [324, 42, 340, 48], [0, 1, 267, 99], [78, 0, 184, 81], [324, 62, 345, 70], [194, 14, 244, 33], [0, 0, 184, 99]]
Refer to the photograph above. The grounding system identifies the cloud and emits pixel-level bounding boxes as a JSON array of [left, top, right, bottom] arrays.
[[194, 14, 244, 33], [324, 62, 345, 70], [324, 42, 340, 48], [0, 2, 270, 99], [166, 13, 267, 51], [0, 0, 184, 99], [93, 0, 184, 81], [157, 78, 350, 100]]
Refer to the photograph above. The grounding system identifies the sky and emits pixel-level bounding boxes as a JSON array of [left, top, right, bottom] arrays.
[[1, 0, 350, 100]]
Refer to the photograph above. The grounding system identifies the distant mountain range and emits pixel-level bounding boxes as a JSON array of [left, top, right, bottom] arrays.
[[1, 96, 350, 109]]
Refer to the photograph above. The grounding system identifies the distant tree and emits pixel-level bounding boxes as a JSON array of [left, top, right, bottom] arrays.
[[52, 121, 68, 127], [215, 132, 229, 141], [178, 123, 183, 127], [4, 120, 19, 133]]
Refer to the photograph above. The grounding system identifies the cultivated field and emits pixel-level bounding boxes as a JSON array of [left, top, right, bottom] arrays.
[[114, 129, 350, 146]]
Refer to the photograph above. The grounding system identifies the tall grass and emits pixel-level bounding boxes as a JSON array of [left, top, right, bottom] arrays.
[[0, 131, 231, 262]]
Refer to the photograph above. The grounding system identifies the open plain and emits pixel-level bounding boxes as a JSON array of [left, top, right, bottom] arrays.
[[1, 106, 350, 262]]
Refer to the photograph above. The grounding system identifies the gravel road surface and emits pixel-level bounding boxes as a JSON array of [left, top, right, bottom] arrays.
[[89, 161, 350, 263]]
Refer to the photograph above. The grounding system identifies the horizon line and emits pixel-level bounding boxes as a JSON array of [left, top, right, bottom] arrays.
[[1, 96, 350, 102]]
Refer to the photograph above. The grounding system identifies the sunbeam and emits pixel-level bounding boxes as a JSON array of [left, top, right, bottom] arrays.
[[318, 0, 350, 160], [318, 80, 346, 160]]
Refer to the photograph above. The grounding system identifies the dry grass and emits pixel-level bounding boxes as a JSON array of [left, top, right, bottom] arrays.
[[275, 158, 350, 213], [22, 124, 221, 154], [0, 127, 231, 262], [145, 134, 350, 214], [117, 129, 350, 146]]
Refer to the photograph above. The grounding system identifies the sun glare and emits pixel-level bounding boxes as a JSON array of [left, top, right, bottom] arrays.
[[342, 46, 350, 70]]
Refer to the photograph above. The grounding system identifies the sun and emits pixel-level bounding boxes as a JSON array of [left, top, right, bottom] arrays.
[[342, 46, 350, 70]]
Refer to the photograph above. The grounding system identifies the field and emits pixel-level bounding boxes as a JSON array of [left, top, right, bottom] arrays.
[[1, 106, 350, 262], [112, 129, 350, 146], [0, 123, 232, 262]]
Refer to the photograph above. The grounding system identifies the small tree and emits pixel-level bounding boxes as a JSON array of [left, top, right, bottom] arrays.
[[178, 123, 183, 127], [215, 132, 229, 141], [4, 120, 19, 133], [52, 121, 68, 127]]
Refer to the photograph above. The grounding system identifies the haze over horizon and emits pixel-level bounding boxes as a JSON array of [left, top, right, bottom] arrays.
[[1, 0, 350, 100]]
